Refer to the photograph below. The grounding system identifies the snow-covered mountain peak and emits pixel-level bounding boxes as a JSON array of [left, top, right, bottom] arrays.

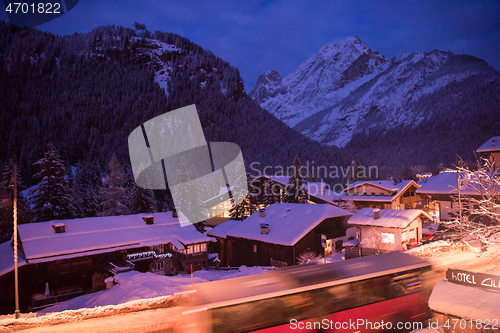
[[248, 70, 283, 104], [251, 37, 389, 126], [251, 39, 500, 147]]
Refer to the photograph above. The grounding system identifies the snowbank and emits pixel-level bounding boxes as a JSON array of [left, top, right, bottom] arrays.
[[408, 240, 473, 259], [38, 267, 268, 315], [0, 266, 269, 329], [429, 279, 500, 321], [317, 252, 344, 264]]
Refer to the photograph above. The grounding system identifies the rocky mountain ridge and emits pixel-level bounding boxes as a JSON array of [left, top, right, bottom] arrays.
[[251, 36, 500, 148]]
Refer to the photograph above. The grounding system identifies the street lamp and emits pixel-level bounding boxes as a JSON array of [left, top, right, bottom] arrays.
[[1, 164, 19, 319]]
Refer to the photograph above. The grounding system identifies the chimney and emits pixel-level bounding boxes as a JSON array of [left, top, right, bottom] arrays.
[[51, 223, 65, 233], [373, 208, 380, 220], [493, 139, 498, 146], [172, 208, 178, 218], [142, 215, 154, 224], [259, 209, 266, 217], [260, 223, 269, 234]]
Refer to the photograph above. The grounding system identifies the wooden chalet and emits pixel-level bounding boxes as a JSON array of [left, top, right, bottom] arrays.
[[207, 203, 353, 267], [348, 208, 432, 256], [343, 180, 423, 211], [476, 136, 500, 170], [251, 175, 345, 206], [0, 212, 212, 312]]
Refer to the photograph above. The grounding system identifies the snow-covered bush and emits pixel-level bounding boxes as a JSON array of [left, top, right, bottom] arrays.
[[297, 250, 322, 265]]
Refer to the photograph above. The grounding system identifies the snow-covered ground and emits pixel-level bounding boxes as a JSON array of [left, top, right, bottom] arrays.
[[408, 240, 500, 272], [2, 242, 498, 332], [0, 266, 268, 329], [40, 267, 267, 314]]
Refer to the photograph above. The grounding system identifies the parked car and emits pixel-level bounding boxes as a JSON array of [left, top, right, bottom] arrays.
[[420, 231, 461, 245]]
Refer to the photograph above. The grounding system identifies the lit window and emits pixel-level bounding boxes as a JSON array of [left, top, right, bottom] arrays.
[[253, 244, 257, 253], [201, 243, 207, 252], [187, 246, 193, 254], [381, 232, 395, 244], [194, 244, 200, 253]]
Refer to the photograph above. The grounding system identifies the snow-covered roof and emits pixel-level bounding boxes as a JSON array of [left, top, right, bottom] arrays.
[[17, 212, 213, 264], [203, 186, 233, 204], [306, 182, 344, 202], [416, 171, 482, 195], [343, 180, 417, 202], [429, 279, 500, 321], [346, 179, 415, 193], [0, 241, 26, 276], [345, 180, 406, 192], [348, 208, 432, 229], [476, 136, 500, 153], [223, 203, 352, 246], [343, 238, 359, 247], [207, 220, 241, 239]]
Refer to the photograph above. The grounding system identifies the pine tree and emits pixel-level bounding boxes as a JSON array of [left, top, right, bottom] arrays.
[[171, 156, 190, 217], [71, 176, 84, 218], [1, 160, 31, 222], [229, 171, 257, 221], [346, 159, 362, 185], [72, 162, 101, 218], [170, 157, 207, 226], [30, 144, 75, 222], [0, 160, 31, 241], [283, 156, 308, 203], [132, 166, 157, 214], [82, 185, 100, 217], [262, 178, 278, 206], [188, 162, 207, 231], [99, 155, 131, 216]]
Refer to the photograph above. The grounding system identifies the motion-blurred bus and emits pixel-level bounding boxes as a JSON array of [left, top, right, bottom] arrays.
[[178, 252, 433, 333]]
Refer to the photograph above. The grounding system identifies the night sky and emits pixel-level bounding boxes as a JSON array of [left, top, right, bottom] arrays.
[[1, 0, 499, 91]]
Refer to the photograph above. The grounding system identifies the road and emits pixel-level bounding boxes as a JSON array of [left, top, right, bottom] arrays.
[[3, 244, 498, 333]]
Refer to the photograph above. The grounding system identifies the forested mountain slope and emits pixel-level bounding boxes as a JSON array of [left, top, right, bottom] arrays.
[[0, 22, 341, 187]]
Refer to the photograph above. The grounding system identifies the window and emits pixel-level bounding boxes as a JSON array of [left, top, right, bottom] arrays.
[[409, 229, 416, 240], [194, 244, 200, 253], [153, 262, 164, 272], [187, 245, 194, 254], [253, 244, 257, 253], [381, 232, 395, 244], [401, 232, 407, 242], [201, 243, 207, 252], [154, 244, 164, 253], [371, 192, 376, 196]]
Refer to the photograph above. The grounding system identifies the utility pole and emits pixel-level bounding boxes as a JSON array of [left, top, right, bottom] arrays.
[[12, 164, 19, 319], [456, 155, 463, 244]]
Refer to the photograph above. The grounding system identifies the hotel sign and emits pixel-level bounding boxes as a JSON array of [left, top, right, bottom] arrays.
[[446, 269, 500, 292]]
